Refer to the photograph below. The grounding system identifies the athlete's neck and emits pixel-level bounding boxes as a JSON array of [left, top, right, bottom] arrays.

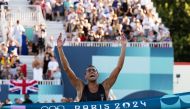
[[88, 82, 99, 93]]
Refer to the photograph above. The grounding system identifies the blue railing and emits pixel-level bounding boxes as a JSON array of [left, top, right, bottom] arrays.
[[64, 42, 173, 48], [0, 80, 62, 85]]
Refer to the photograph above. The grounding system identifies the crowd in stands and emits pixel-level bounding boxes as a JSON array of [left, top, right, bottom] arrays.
[[28, 0, 171, 42], [0, 0, 172, 84], [0, 41, 26, 80], [0, 44, 61, 81], [0, 43, 61, 81], [0, 18, 61, 80]]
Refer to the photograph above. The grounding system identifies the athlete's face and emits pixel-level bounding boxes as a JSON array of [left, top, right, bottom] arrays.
[[85, 67, 99, 82]]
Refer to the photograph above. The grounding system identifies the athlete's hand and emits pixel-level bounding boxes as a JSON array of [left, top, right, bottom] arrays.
[[121, 33, 127, 47], [57, 38, 65, 48]]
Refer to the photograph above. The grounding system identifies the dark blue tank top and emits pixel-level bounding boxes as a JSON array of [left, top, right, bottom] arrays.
[[80, 84, 106, 102]]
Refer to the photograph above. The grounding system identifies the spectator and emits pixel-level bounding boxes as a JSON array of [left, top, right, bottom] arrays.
[[46, 36, 56, 51], [60, 97, 68, 103], [12, 20, 25, 51], [32, 56, 43, 81], [21, 32, 28, 55], [47, 53, 59, 79], [7, 39, 18, 55], [0, 43, 8, 56], [63, 0, 72, 15], [78, 31, 86, 41], [0, 65, 12, 79], [52, 67, 61, 80], [9, 55, 19, 79], [38, 29, 46, 55], [53, 0, 64, 21], [4, 98, 12, 105], [60, 97, 73, 103], [1, 55, 9, 70], [15, 67, 25, 80], [42, 52, 50, 79], [45, 2, 53, 21], [32, 25, 39, 55], [51, 99, 55, 103], [14, 98, 23, 104], [6, 21, 14, 41], [22, 94, 33, 104], [0, 101, 3, 108]]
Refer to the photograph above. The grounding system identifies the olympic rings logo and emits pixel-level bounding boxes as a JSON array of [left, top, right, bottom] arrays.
[[41, 105, 65, 109]]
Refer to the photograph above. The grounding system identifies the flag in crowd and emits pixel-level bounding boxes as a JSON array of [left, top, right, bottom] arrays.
[[9, 80, 38, 94]]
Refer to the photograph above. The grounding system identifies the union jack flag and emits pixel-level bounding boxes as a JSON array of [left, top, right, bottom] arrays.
[[9, 80, 38, 94]]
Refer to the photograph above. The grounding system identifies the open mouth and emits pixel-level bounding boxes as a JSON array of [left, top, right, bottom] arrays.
[[90, 75, 95, 78], [90, 75, 95, 77]]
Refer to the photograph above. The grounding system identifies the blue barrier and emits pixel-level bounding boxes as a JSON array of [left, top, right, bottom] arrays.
[[2, 92, 190, 109], [54, 45, 173, 99]]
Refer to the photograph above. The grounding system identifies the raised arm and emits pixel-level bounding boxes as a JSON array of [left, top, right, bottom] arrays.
[[57, 38, 83, 90], [103, 36, 127, 90]]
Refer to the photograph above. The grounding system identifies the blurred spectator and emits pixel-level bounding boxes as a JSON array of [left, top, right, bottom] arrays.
[[32, 25, 39, 55], [22, 94, 33, 104], [52, 67, 61, 80], [6, 21, 14, 41], [46, 35, 56, 51], [38, 25, 46, 55], [12, 20, 25, 51], [21, 32, 28, 55], [7, 39, 18, 55], [53, 0, 64, 21], [47, 53, 59, 79], [4, 98, 12, 105], [42, 52, 50, 79], [45, 1, 53, 21], [51, 99, 55, 103], [78, 31, 87, 41], [0, 65, 12, 79], [14, 98, 23, 104], [0, 43, 8, 57], [15, 66, 25, 80], [0, 101, 3, 108], [60, 97, 73, 103], [63, 0, 71, 16], [32, 56, 43, 81], [1, 55, 9, 69]]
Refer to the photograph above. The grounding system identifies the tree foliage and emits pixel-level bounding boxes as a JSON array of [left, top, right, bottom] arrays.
[[152, 0, 190, 62]]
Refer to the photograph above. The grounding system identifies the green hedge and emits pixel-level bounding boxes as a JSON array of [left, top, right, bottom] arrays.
[[152, 0, 190, 62]]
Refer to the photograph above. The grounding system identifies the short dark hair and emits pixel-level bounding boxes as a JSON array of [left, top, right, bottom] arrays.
[[87, 65, 95, 68], [16, 20, 19, 24]]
